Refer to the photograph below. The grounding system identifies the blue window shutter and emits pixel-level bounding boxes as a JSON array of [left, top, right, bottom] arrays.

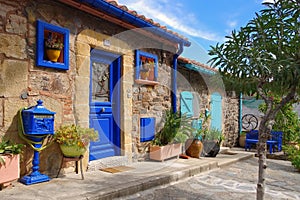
[[210, 92, 222, 131], [140, 117, 155, 142], [180, 91, 194, 117]]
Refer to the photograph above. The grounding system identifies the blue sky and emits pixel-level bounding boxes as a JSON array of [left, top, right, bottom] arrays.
[[118, 0, 273, 63]]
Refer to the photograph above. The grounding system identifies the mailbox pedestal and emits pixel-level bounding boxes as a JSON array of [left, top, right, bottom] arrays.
[[19, 100, 55, 185]]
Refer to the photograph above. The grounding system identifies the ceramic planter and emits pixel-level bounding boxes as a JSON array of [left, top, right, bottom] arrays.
[[149, 143, 182, 162], [239, 134, 246, 147], [0, 154, 20, 187], [60, 144, 86, 157], [185, 139, 203, 158], [201, 140, 220, 157], [46, 49, 61, 62]]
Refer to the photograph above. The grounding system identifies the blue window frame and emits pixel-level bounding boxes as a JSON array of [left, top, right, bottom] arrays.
[[135, 50, 158, 84], [36, 20, 69, 70]]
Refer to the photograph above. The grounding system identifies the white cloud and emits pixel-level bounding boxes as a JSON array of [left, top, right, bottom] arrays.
[[262, 0, 276, 3], [118, 0, 223, 42], [227, 20, 237, 28]]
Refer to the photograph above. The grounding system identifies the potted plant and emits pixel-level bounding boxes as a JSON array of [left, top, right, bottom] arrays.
[[44, 32, 64, 62], [185, 125, 205, 158], [150, 109, 192, 161], [185, 112, 212, 158], [54, 124, 98, 157], [239, 131, 247, 147], [0, 139, 24, 188], [202, 128, 223, 157]]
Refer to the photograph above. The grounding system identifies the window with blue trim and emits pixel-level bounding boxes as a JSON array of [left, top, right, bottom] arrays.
[[36, 20, 69, 70], [135, 50, 158, 85]]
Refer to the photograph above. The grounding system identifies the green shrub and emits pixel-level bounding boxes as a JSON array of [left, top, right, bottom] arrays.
[[259, 96, 300, 144], [0, 140, 24, 165], [283, 144, 300, 171], [152, 109, 192, 146]]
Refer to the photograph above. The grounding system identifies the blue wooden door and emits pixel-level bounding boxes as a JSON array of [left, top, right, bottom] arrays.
[[210, 92, 222, 131], [89, 49, 121, 161]]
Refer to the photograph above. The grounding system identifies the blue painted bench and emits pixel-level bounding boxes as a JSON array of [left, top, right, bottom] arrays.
[[245, 130, 283, 154]]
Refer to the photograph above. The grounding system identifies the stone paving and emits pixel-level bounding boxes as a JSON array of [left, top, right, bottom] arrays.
[[0, 149, 252, 200], [119, 157, 300, 200], [1, 149, 298, 200]]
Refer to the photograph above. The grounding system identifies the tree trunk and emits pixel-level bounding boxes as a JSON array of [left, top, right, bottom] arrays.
[[256, 129, 268, 200], [255, 80, 297, 200], [256, 116, 274, 200]]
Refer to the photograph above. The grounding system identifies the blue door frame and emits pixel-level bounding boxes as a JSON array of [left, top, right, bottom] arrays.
[[89, 49, 121, 160]]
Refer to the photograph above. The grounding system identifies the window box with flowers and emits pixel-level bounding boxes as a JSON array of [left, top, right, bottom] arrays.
[[54, 124, 99, 157], [36, 20, 69, 70], [135, 50, 159, 85]]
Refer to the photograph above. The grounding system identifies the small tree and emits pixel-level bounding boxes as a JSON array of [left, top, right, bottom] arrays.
[[209, 0, 300, 199]]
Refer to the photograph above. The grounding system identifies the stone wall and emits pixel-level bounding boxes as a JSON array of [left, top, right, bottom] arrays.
[[132, 50, 174, 161], [0, 0, 179, 176], [223, 91, 240, 147], [177, 66, 210, 118], [177, 66, 240, 147]]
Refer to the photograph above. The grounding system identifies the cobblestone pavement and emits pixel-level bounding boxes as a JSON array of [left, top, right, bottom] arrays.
[[118, 157, 300, 200]]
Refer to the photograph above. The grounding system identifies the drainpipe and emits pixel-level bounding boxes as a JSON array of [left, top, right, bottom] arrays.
[[172, 43, 184, 113]]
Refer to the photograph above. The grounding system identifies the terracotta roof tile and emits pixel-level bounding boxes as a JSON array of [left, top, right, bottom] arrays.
[[137, 14, 146, 20], [106, 0, 117, 6], [128, 10, 138, 16], [119, 5, 128, 11], [178, 57, 217, 72]]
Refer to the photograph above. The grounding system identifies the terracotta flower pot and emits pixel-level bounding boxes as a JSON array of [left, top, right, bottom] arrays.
[[46, 49, 61, 62], [149, 143, 182, 162], [239, 135, 246, 147], [185, 139, 203, 158], [0, 154, 20, 187]]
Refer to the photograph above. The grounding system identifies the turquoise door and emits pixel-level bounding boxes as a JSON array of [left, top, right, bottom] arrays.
[[210, 92, 222, 130], [89, 49, 121, 160]]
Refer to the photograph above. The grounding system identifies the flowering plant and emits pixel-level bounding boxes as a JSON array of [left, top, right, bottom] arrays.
[[54, 124, 98, 148], [0, 139, 24, 165], [45, 32, 64, 50]]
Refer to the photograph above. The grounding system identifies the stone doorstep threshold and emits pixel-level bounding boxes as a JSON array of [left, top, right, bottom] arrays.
[[83, 152, 252, 200], [83, 161, 220, 200], [88, 156, 129, 171]]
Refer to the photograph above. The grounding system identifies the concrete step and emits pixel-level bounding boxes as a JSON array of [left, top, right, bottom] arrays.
[[88, 156, 129, 171]]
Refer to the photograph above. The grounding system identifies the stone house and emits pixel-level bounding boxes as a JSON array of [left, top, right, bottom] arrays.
[[177, 57, 240, 147], [0, 0, 239, 178]]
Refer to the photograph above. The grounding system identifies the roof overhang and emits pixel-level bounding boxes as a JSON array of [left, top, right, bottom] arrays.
[[59, 0, 191, 47], [178, 57, 216, 75]]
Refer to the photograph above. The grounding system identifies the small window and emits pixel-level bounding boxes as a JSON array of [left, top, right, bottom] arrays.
[[36, 20, 69, 70], [135, 50, 158, 85]]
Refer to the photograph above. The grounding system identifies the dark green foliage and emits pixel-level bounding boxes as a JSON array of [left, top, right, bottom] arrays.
[[0, 140, 24, 155], [259, 96, 300, 144], [204, 128, 223, 142], [284, 145, 300, 171], [209, 0, 300, 97], [0, 140, 24, 165], [152, 109, 192, 146]]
